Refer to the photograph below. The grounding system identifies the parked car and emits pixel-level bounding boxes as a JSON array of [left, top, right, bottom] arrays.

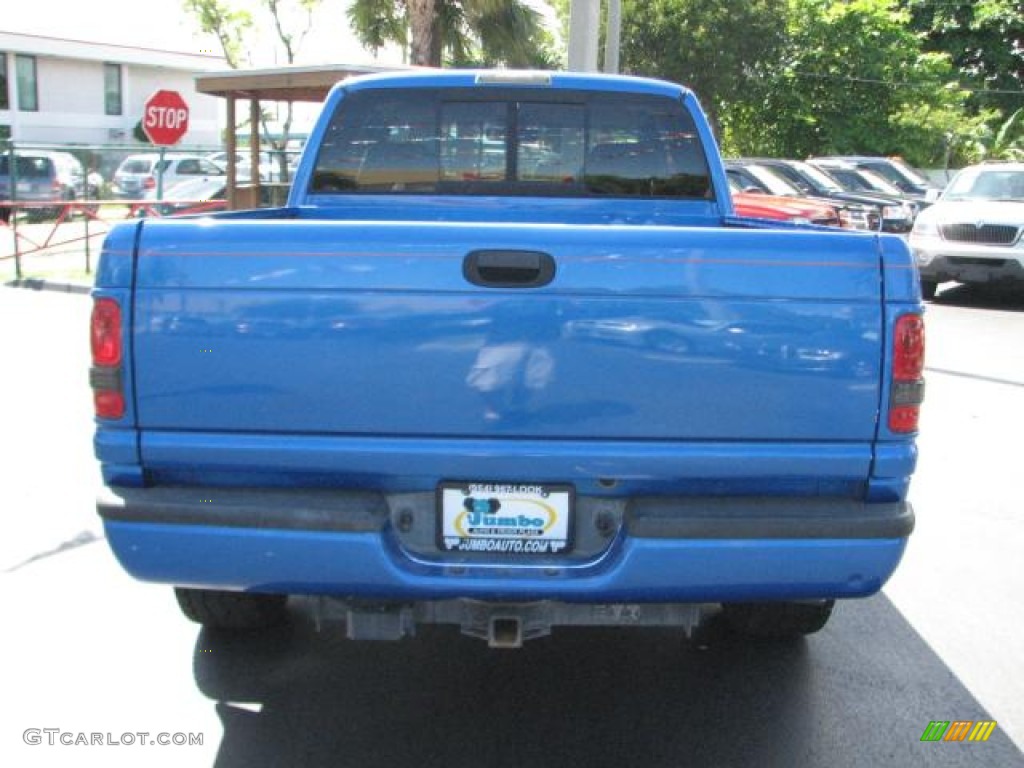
[[207, 150, 287, 183], [133, 177, 229, 217], [0, 150, 96, 222], [133, 176, 276, 218], [728, 177, 843, 227], [811, 155, 939, 203], [726, 162, 877, 230], [112, 153, 225, 199], [737, 158, 916, 234], [809, 159, 914, 201], [809, 159, 921, 225], [909, 162, 1024, 298]]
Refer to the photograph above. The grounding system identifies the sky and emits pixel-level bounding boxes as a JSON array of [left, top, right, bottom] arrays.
[[6, 0, 560, 68], [6, 0, 561, 133], [4, 0, 405, 67]]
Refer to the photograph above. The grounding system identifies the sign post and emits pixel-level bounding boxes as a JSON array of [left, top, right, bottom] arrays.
[[142, 90, 190, 200], [568, 0, 600, 72]]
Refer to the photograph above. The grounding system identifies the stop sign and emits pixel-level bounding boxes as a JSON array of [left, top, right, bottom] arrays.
[[142, 90, 190, 146]]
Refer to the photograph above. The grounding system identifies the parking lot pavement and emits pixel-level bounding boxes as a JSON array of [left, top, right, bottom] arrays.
[[3, 542, 1021, 768], [885, 283, 1024, 751], [1, 217, 111, 292], [2, 282, 1022, 767], [3, 544, 223, 768]]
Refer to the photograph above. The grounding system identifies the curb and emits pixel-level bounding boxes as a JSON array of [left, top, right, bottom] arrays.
[[5, 278, 92, 295]]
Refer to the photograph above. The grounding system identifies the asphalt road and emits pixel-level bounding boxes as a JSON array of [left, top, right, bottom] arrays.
[[1, 282, 1021, 767]]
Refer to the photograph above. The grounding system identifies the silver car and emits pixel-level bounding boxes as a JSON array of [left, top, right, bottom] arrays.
[[206, 151, 286, 183], [909, 163, 1024, 298], [112, 153, 224, 199]]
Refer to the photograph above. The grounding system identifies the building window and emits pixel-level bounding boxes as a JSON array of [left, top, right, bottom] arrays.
[[0, 54, 9, 110], [16, 55, 38, 112], [104, 63, 122, 116]]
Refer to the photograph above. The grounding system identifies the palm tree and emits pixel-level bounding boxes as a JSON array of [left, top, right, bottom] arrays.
[[348, 0, 555, 68], [972, 108, 1024, 162]]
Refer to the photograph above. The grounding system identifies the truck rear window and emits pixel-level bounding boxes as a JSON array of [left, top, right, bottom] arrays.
[[310, 88, 711, 200]]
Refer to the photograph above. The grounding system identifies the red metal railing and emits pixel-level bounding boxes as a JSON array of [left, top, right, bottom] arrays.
[[1, 198, 228, 280]]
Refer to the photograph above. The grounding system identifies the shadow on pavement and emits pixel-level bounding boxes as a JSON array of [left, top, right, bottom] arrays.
[[932, 283, 1024, 312], [191, 596, 1021, 768]]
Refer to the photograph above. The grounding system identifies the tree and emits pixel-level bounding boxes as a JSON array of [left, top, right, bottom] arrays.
[[903, 0, 1024, 118], [183, 0, 323, 181], [348, 0, 557, 68], [183, 0, 255, 68], [966, 108, 1024, 162], [133, 121, 154, 145], [617, 0, 790, 136], [901, 0, 1024, 163], [723, 0, 983, 167]]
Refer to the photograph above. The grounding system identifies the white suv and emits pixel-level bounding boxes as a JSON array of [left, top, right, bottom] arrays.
[[910, 162, 1024, 298], [112, 153, 224, 199]]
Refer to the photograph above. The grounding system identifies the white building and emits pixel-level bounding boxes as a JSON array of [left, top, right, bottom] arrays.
[[0, 31, 225, 148]]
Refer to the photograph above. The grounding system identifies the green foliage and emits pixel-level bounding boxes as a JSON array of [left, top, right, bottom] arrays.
[[965, 108, 1024, 162], [181, 0, 324, 179], [182, 0, 319, 68], [721, 0, 977, 166], [604, 0, 999, 166], [346, 0, 407, 55], [900, 0, 1024, 162], [903, 0, 1024, 116], [182, 0, 254, 68], [347, 0, 556, 68], [460, 0, 560, 67], [619, 0, 790, 134], [133, 120, 154, 145], [548, 0, 570, 54], [265, 0, 322, 61]]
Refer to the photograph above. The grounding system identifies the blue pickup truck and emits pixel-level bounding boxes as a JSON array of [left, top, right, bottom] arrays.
[[91, 70, 925, 646]]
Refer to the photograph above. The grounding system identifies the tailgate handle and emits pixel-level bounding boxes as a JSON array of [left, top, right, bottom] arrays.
[[463, 249, 556, 288]]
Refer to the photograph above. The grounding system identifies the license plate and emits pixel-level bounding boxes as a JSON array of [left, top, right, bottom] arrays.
[[438, 482, 573, 555]]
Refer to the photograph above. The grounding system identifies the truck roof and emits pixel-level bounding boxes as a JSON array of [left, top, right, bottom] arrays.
[[337, 68, 692, 100]]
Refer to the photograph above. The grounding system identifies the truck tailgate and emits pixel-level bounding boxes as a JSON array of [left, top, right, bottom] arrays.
[[132, 219, 883, 447]]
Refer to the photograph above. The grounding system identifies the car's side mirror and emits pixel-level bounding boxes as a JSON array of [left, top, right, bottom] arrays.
[[924, 188, 940, 203]]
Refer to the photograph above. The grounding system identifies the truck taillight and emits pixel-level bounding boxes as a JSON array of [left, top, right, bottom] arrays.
[[889, 313, 925, 433], [94, 390, 125, 420], [91, 298, 122, 365], [144, 176, 156, 190], [91, 298, 125, 419]]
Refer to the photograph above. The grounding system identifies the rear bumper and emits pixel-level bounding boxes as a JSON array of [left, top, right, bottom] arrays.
[[99, 486, 912, 602]]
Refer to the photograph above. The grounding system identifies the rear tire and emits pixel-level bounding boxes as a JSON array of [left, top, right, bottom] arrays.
[[920, 279, 938, 300], [175, 587, 288, 631], [721, 600, 835, 638]]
